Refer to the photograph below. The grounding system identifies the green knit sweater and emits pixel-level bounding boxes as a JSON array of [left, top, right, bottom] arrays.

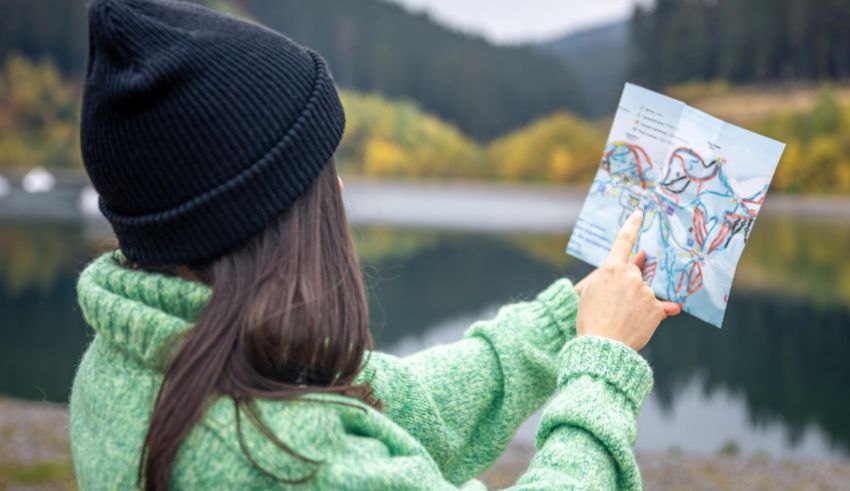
[[70, 253, 654, 490]]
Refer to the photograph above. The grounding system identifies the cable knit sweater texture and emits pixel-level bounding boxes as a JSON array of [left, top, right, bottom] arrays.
[[70, 253, 654, 489]]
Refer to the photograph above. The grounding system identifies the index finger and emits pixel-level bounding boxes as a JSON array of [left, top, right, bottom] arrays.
[[608, 209, 643, 263]]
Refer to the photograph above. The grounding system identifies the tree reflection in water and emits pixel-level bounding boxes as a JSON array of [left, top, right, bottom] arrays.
[[1, 219, 848, 456]]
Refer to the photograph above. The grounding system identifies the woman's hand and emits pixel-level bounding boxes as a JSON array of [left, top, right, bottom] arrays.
[[575, 250, 648, 296], [576, 210, 681, 351]]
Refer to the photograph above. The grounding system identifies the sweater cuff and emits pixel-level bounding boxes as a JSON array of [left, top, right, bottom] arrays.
[[535, 278, 579, 340], [558, 336, 653, 410]]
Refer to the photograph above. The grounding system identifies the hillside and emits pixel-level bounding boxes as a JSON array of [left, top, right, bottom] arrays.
[[667, 82, 850, 127], [630, 0, 850, 89], [539, 21, 629, 117], [0, 53, 606, 185], [0, 0, 589, 141], [239, 0, 587, 140]]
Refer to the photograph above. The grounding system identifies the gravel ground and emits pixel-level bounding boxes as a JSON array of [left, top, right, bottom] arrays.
[[0, 398, 74, 490], [3, 398, 850, 490], [481, 444, 850, 491]]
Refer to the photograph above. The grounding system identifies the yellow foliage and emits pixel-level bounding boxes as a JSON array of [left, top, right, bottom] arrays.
[[836, 161, 850, 192], [0, 55, 81, 171], [807, 137, 843, 189], [548, 147, 574, 182], [757, 90, 850, 194], [3, 55, 849, 195], [488, 113, 605, 183], [338, 91, 484, 179], [364, 138, 405, 176], [772, 141, 802, 191], [340, 93, 604, 184]]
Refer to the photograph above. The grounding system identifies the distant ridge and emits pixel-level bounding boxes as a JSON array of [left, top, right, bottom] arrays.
[[539, 20, 629, 117], [239, 0, 589, 140], [0, 0, 589, 141]]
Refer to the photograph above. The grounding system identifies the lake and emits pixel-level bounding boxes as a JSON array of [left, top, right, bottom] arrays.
[[1, 183, 849, 462]]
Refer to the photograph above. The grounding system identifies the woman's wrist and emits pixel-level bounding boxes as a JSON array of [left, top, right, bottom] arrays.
[[535, 278, 579, 340]]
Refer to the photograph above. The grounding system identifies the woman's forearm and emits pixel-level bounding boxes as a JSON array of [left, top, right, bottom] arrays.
[[358, 278, 579, 483]]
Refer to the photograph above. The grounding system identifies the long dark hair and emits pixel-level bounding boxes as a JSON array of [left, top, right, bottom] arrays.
[[137, 160, 377, 490]]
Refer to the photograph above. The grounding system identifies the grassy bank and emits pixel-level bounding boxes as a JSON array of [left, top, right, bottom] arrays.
[[668, 81, 850, 127]]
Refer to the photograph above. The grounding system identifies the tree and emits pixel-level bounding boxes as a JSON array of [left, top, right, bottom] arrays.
[[0, 56, 82, 171], [487, 113, 604, 183], [630, 0, 850, 88]]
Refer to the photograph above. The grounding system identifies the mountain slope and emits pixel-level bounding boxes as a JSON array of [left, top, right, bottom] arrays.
[[241, 0, 588, 140], [539, 21, 629, 117], [0, 0, 589, 141]]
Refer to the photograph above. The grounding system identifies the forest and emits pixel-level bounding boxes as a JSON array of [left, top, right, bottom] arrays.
[[630, 0, 850, 87], [1, 0, 850, 194], [0, 0, 587, 140]]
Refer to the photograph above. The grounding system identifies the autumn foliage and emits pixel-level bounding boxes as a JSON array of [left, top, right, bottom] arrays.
[[1, 56, 849, 194]]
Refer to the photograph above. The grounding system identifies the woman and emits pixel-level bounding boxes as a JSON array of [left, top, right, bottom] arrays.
[[71, 0, 680, 489]]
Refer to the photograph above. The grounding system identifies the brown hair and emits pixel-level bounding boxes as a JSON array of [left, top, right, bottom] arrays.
[[138, 160, 378, 490]]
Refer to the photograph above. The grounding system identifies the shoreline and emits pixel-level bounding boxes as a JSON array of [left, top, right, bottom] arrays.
[[3, 397, 850, 490], [2, 178, 850, 231]]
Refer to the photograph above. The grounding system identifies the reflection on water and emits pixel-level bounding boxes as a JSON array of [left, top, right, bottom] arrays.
[[647, 290, 850, 457], [1, 217, 849, 460]]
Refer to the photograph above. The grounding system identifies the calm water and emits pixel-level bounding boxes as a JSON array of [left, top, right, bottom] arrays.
[[1, 214, 849, 460]]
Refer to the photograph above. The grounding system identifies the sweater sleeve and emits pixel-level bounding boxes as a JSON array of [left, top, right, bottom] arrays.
[[512, 335, 653, 490], [321, 334, 652, 491], [357, 278, 579, 484]]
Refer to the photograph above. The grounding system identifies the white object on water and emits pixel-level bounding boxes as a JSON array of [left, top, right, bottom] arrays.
[[22, 167, 56, 193], [78, 185, 101, 217], [0, 175, 10, 197]]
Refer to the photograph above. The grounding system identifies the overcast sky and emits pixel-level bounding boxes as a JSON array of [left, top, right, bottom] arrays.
[[390, 0, 650, 45]]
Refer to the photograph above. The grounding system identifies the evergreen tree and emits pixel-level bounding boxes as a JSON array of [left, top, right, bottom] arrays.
[[630, 0, 850, 88]]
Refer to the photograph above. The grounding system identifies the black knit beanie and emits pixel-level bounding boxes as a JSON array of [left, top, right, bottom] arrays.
[[81, 0, 346, 266]]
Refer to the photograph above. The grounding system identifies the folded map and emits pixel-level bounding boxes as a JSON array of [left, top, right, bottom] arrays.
[[566, 83, 785, 327]]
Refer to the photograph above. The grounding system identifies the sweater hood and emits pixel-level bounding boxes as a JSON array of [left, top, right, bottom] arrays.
[[76, 252, 211, 368]]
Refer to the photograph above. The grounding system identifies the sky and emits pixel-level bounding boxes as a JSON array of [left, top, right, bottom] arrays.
[[390, 0, 651, 45]]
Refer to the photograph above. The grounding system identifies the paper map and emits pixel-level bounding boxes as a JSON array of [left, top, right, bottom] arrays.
[[566, 83, 785, 327]]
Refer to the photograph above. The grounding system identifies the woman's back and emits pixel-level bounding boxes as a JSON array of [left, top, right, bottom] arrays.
[[71, 253, 653, 490], [71, 254, 431, 489], [71, 1, 673, 489]]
